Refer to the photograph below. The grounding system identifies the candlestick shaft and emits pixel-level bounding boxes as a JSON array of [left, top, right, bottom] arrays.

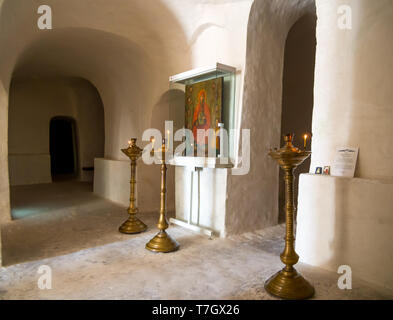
[[119, 139, 147, 234], [146, 141, 179, 253], [157, 159, 169, 230], [129, 159, 137, 213], [281, 168, 299, 270]]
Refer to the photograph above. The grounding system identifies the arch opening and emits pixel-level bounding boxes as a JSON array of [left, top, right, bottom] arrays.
[[279, 13, 317, 222], [8, 76, 105, 220], [225, 0, 316, 235]]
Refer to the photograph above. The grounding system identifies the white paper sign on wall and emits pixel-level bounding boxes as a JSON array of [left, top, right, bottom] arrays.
[[331, 147, 359, 178]]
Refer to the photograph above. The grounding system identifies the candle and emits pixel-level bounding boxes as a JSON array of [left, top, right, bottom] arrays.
[[166, 130, 170, 150], [303, 134, 308, 149]]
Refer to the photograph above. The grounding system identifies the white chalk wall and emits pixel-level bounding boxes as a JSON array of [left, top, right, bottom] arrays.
[[8, 154, 52, 186], [297, 0, 393, 290], [175, 166, 227, 237], [310, 0, 393, 180], [297, 174, 393, 290], [225, 0, 315, 235], [8, 77, 104, 186], [94, 158, 175, 214]]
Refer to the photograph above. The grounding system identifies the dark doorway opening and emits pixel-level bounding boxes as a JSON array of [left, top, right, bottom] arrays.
[[50, 117, 78, 179], [279, 13, 316, 223]]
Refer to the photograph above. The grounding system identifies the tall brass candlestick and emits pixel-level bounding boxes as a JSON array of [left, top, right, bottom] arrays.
[[146, 139, 179, 253], [265, 133, 314, 299], [119, 138, 147, 234]]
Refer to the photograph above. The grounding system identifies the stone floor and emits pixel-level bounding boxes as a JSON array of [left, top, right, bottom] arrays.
[[1, 181, 392, 300]]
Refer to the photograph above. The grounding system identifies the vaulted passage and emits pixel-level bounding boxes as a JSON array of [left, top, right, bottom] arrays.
[[8, 77, 105, 219]]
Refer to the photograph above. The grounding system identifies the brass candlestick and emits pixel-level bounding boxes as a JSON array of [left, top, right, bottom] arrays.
[[146, 139, 179, 253], [265, 133, 314, 299], [119, 138, 147, 234]]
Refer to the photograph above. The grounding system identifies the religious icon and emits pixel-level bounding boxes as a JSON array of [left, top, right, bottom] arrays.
[[315, 167, 323, 174], [323, 166, 331, 175], [185, 78, 223, 156]]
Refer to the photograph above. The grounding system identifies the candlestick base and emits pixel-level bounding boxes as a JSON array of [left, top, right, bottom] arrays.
[[119, 215, 147, 234], [264, 267, 315, 300], [146, 230, 179, 253]]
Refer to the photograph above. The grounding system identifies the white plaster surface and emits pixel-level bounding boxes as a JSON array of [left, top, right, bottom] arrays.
[[8, 154, 52, 186], [175, 166, 227, 237], [296, 174, 393, 291], [310, 0, 393, 180], [94, 158, 131, 207], [296, 0, 393, 292], [94, 158, 176, 214]]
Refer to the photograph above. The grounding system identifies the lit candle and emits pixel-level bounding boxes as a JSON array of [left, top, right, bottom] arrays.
[[303, 134, 308, 149]]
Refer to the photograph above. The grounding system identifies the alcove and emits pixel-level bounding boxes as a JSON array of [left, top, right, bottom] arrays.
[[279, 13, 316, 222]]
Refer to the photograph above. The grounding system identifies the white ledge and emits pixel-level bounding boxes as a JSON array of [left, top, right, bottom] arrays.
[[168, 156, 233, 169]]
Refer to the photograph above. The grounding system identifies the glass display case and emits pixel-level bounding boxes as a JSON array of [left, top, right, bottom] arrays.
[[169, 63, 236, 168]]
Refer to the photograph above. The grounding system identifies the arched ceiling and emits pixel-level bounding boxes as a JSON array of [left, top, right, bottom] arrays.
[[12, 28, 148, 80], [0, 0, 253, 159], [0, 0, 191, 86], [0, 0, 193, 158]]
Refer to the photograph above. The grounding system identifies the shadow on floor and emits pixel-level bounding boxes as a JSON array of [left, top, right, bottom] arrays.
[[2, 181, 170, 266], [10, 180, 93, 219]]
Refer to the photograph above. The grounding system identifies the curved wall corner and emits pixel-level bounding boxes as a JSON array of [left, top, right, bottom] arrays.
[[225, 0, 315, 235], [297, 0, 393, 290]]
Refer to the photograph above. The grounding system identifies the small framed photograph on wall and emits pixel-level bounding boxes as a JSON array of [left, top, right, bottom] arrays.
[[323, 166, 331, 175], [315, 167, 323, 174]]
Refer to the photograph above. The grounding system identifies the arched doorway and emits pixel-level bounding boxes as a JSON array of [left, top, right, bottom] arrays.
[[8, 76, 105, 220], [279, 13, 316, 222], [225, 0, 316, 234], [50, 116, 78, 180]]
